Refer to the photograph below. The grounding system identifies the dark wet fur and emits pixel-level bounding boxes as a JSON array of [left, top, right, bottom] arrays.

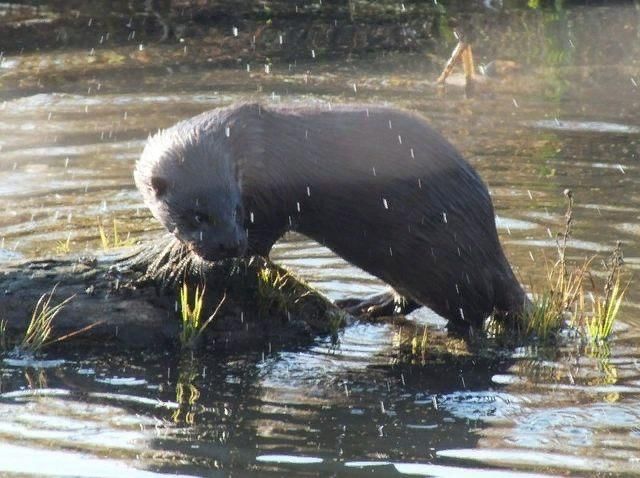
[[135, 102, 528, 330]]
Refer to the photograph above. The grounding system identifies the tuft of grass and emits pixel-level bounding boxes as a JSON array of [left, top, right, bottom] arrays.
[[54, 233, 72, 254], [523, 192, 630, 343], [523, 290, 564, 341], [410, 326, 429, 358], [21, 286, 74, 353], [585, 243, 628, 342], [524, 190, 586, 340], [257, 266, 296, 314], [178, 282, 225, 349], [98, 218, 136, 250]]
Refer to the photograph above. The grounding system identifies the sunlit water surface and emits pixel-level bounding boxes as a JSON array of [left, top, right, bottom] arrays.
[[1, 3, 640, 477]]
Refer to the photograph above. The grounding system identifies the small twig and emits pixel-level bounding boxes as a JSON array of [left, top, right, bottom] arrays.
[[196, 292, 227, 338], [46, 320, 107, 345]]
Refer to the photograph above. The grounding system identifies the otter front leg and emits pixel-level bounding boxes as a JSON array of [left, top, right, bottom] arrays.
[[336, 290, 421, 318]]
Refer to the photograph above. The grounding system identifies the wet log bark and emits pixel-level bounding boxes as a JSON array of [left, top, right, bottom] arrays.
[[0, 235, 342, 351]]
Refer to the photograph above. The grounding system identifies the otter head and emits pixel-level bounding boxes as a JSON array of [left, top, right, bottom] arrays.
[[134, 117, 247, 261]]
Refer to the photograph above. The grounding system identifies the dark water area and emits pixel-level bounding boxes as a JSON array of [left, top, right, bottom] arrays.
[[1, 1, 640, 476]]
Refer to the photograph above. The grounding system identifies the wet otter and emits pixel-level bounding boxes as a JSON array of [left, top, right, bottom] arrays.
[[134, 102, 527, 331]]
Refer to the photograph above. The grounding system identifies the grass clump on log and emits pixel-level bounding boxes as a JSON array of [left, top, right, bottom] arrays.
[[20, 286, 74, 353], [178, 281, 226, 349], [257, 266, 298, 315]]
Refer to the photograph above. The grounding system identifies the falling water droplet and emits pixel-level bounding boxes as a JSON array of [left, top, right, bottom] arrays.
[[382, 198, 389, 209]]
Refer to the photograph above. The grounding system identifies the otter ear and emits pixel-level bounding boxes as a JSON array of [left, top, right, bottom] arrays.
[[150, 176, 169, 197]]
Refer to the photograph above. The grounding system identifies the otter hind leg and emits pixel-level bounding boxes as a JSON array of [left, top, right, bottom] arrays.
[[336, 290, 421, 318]]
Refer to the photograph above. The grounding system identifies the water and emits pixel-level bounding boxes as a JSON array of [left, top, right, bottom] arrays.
[[1, 2, 640, 476]]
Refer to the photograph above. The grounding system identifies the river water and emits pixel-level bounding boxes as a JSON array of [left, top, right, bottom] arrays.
[[1, 2, 640, 476]]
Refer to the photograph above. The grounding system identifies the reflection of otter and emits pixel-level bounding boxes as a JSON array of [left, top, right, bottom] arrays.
[[134, 103, 527, 331]]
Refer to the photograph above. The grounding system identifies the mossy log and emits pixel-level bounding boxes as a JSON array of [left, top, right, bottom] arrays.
[[0, 236, 343, 351]]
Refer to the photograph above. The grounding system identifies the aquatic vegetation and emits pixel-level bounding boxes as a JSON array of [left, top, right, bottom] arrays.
[[585, 243, 628, 343], [98, 218, 136, 250], [178, 282, 225, 349], [523, 192, 629, 343], [54, 233, 72, 255], [523, 290, 566, 341], [20, 286, 74, 353], [524, 190, 585, 339]]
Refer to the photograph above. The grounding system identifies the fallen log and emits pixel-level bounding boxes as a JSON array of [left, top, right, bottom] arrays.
[[0, 235, 343, 351]]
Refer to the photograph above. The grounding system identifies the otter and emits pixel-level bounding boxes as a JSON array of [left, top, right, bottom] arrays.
[[134, 102, 528, 331]]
